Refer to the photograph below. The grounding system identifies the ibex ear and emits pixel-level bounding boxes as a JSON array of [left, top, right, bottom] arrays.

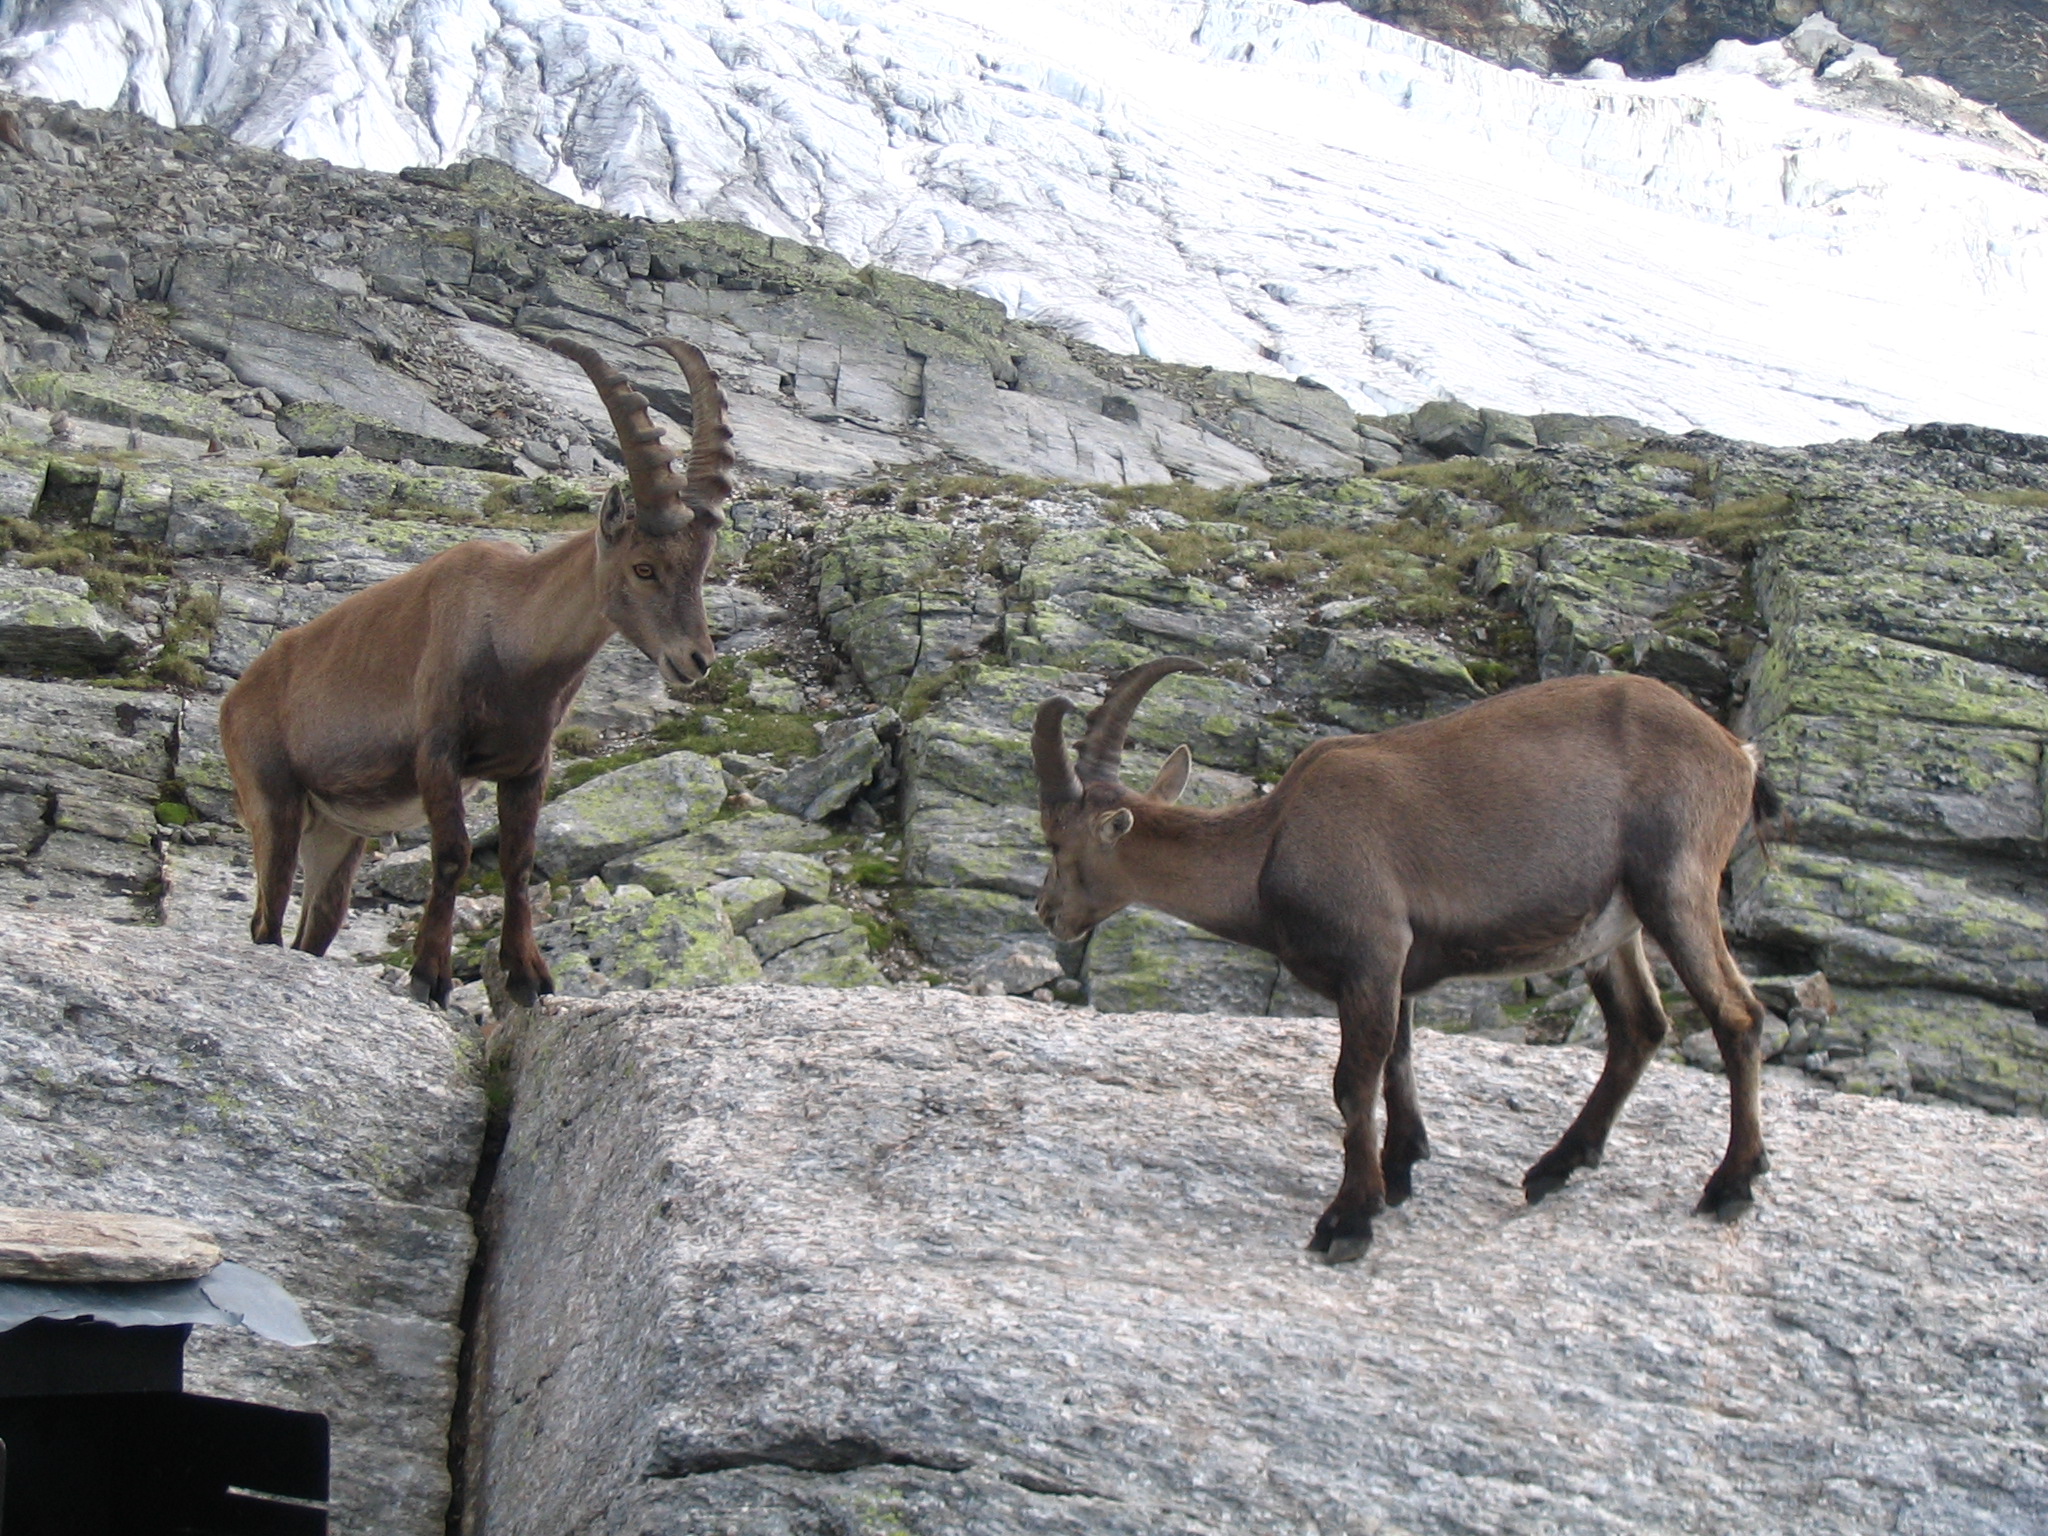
[[597, 483, 634, 546], [1146, 745, 1192, 804], [1093, 807, 1135, 847]]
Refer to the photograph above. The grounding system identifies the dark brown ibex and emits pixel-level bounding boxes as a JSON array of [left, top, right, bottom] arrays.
[[1034, 659, 1779, 1262], [221, 337, 734, 1006]]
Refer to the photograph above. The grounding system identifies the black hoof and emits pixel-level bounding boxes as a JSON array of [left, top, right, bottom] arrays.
[[1523, 1141, 1600, 1205], [1694, 1188, 1753, 1222], [1308, 1207, 1376, 1264], [1695, 1151, 1768, 1221], [408, 971, 452, 1008], [503, 971, 552, 1008], [1383, 1129, 1430, 1206]]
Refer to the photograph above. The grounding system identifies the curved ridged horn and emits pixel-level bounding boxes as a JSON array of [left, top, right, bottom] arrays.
[[1075, 656, 1207, 785], [640, 336, 735, 523], [1033, 696, 1084, 808], [547, 336, 686, 534]]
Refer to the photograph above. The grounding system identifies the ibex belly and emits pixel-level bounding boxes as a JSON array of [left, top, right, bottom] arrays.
[[1446, 892, 1638, 981], [307, 786, 476, 839]]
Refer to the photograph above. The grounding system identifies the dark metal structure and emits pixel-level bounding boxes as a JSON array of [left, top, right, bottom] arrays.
[[0, 1271, 328, 1535]]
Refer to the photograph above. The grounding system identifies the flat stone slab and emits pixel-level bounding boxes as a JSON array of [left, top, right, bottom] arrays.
[[0, 1208, 221, 1282], [471, 987, 2048, 1536]]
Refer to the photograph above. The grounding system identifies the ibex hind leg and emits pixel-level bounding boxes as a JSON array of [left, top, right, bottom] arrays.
[[243, 788, 305, 947], [1381, 999, 1430, 1207], [291, 813, 367, 956], [1311, 968, 1404, 1264], [1641, 889, 1770, 1220], [1524, 929, 1668, 1204]]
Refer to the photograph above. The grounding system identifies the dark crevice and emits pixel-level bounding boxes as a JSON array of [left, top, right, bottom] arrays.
[[24, 788, 57, 860], [443, 1073, 513, 1536], [1002, 1469, 1118, 1500], [654, 1437, 972, 1479]]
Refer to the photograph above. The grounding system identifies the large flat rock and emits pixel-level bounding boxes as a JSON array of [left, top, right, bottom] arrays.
[[0, 914, 486, 1536], [470, 987, 2048, 1535]]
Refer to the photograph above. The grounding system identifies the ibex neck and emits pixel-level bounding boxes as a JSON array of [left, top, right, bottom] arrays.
[[1122, 801, 1275, 950], [518, 528, 617, 668]]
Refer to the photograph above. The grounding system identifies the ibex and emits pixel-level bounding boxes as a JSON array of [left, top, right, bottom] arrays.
[[1034, 659, 1779, 1263], [220, 338, 733, 1006]]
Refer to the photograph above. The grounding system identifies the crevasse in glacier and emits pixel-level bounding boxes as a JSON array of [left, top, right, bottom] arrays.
[[2, 0, 2045, 442]]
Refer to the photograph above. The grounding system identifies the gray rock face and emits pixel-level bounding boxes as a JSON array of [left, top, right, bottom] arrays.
[[468, 986, 2048, 1535], [0, 565, 146, 670], [168, 250, 495, 468], [534, 751, 729, 880], [0, 914, 484, 1536], [759, 711, 893, 821], [0, 677, 178, 921]]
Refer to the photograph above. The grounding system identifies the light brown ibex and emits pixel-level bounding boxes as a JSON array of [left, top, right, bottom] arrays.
[[1034, 659, 1780, 1262], [220, 337, 734, 1006]]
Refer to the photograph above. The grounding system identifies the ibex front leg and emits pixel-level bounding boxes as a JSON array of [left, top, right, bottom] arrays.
[[1311, 965, 1405, 1263], [410, 732, 471, 1008], [494, 765, 554, 1008]]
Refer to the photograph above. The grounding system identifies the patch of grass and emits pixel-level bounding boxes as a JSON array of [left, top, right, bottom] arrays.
[[1091, 480, 1243, 521], [843, 852, 900, 888], [654, 706, 822, 762], [850, 483, 897, 505], [1374, 459, 1507, 497], [919, 472, 1057, 503], [146, 651, 207, 689], [553, 724, 602, 758], [1630, 449, 1716, 500], [1136, 525, 1238, 576], [1624, 491, 1794, 557], [250, 512, 294, 570], [743, 538, 803, 588], [1965, 487, 2048, 509], [1235, 503, 1545, 653], [163, 589, 219, 646], [3, 518, 174, 604]]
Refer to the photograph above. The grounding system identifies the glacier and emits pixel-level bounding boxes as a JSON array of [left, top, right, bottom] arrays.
[[2, 0, 2046, 442]]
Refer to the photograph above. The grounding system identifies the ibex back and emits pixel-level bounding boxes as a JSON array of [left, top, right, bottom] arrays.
[[1034, 659, 1780, 1263], [221, 338, 734, 1006]]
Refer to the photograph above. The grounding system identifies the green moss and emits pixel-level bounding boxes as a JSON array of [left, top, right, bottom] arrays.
[[553, 724, 602, 758], [843, 852, 899, 888], [899, 662, 979, 723], [154, 799, 196, 826]]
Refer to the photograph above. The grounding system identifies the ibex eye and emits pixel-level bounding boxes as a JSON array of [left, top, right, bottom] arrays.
[[632, 563, 657, 580]]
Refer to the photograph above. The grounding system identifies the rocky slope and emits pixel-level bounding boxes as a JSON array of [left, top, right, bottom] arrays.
[[3, 92, 2047, 1117], [3, 1, 2046, 441], [470, 984, 2048, 1534]]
